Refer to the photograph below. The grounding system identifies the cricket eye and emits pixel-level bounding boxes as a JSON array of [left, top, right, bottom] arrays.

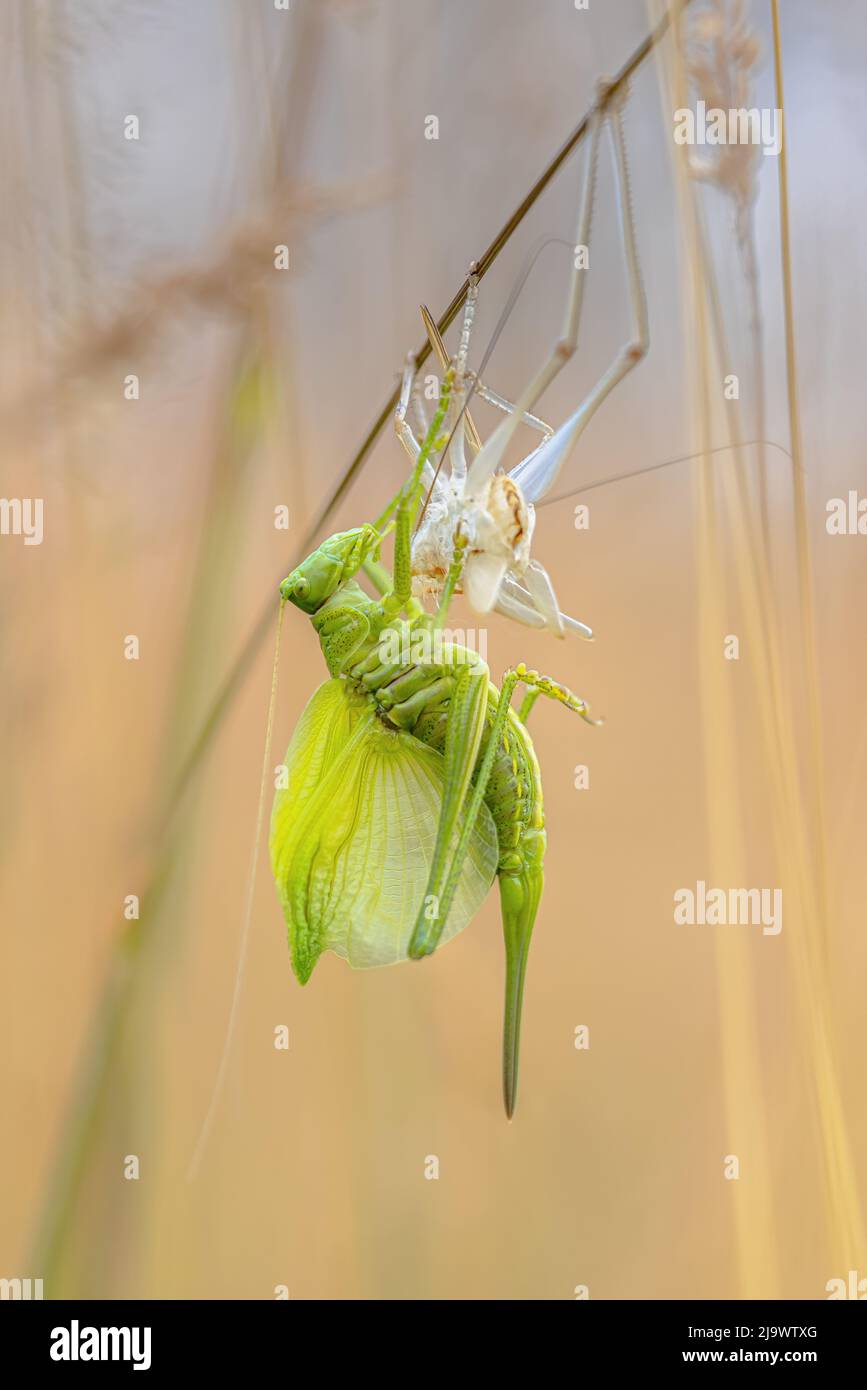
[[279, 573, 309, 602]]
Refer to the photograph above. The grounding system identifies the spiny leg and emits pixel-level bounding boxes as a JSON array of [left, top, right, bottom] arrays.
[[421, 278, 483, 463], [510, 85, 649, 503], [464, 99, 604, 492]]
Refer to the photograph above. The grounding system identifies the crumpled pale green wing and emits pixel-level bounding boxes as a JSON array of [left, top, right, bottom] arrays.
[[270, 678, 498, 982]]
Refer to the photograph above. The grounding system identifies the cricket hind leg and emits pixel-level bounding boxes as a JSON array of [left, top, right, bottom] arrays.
[[409, 661, 598, 1114], [496, 664, 601, 1116]]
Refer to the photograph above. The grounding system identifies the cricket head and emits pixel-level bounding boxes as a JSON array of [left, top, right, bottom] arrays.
[[280, 527, 379, 613]]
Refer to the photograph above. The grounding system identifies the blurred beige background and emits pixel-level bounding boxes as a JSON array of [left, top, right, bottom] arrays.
[[1, 0, 865, 1299]]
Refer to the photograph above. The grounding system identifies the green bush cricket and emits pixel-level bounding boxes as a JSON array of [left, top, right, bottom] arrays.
[[271, 370, 600, 1118]]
